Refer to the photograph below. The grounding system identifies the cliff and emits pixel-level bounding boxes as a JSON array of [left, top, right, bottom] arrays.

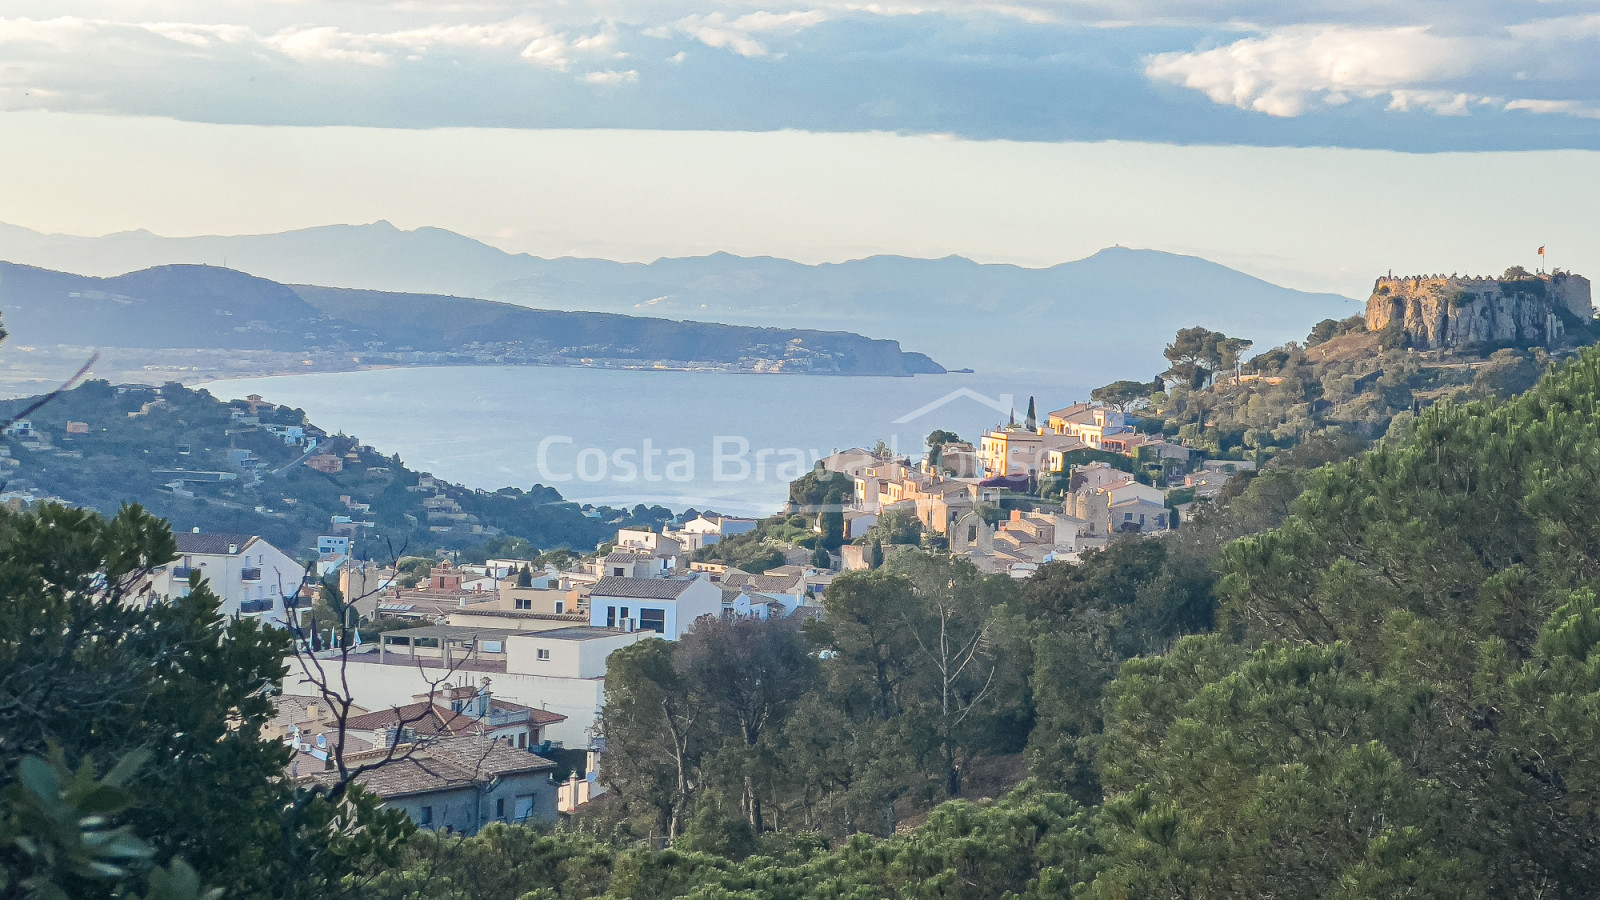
[[1365, 272, 1593, 350]]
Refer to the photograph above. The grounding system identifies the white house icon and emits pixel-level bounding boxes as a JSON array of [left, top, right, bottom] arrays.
[[893, 388, 1018, 425]]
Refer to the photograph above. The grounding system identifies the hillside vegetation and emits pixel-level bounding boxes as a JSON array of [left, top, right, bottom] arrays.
[[1130, 317, 1565, 459], [345, 339, 1600, 897], [0, 380, 660, 557], [14, 321, 1600, 898]]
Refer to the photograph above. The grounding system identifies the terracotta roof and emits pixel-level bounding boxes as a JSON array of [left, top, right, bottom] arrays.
[[590, 575, 701, 600], [343, 699, 565, 735]]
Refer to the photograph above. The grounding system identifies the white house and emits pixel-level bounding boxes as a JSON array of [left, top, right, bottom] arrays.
[[669, 514, 758, 551], [587, 575, 722, 639], [304, 624, 646, 747], [148, 531, 304, 625]]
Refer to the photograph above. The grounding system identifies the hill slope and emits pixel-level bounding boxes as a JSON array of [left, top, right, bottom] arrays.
[[0, 261, 944, 378], [0, 380, 663, 555], [0, 222, 1356, 381]]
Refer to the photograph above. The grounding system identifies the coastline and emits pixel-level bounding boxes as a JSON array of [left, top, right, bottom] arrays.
[[0, 345, 950, 399]]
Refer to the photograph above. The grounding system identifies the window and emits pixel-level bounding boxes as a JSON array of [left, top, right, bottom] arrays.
[[612, 567, 625, 576], [639, 608, 666, 634], [514, 597, 531, 610], [513, 795, 535, 822], [517, 732, 527, 748], [554, 600, 565, 614], [418, 806, 433, 825], [536, 648, 551, 661], [620, 607, 630, 621], [496, 798, 505, 819], [1124, 513, 1133, 521]]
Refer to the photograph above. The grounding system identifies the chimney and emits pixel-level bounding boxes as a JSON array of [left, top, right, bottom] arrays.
[[1010, 509, 1023, 523]]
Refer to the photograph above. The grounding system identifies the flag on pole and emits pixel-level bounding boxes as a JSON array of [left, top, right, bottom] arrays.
[[1539, 246, 1547, 256]]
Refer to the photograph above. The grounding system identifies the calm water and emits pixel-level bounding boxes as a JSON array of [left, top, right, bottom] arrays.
[[205, 367, 1079, 516]]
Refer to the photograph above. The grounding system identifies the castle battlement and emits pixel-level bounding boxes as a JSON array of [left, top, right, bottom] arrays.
[[1367, 270, 1592, 351]]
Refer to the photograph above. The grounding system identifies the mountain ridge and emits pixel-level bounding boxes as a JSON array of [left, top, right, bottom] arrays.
[[0, 260, 946, 380], [0, 221, 1358, 382]]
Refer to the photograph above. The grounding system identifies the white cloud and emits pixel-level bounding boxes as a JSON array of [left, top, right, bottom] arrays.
[[582, 68, 639, 84], [1146, 25, 1479, 117], [1386, 90, 1489, 116], [1505, 98, 1600, 119], [519, 33, 569, 70], [665, 9, 834, 58]]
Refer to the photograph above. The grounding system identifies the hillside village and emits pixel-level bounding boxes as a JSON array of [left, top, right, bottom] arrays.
[[12, 267, 1600, 843]]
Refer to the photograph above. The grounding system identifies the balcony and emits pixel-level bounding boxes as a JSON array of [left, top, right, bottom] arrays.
[[282, 596, 307, 609], [486, 708, 531, 726], [238, 599, 274, 614], [240, 568, 262, 582], [172, 567, 195, 580]]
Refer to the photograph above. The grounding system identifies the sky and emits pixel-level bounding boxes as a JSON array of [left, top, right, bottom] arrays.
[[2, 1, 1599, 295]]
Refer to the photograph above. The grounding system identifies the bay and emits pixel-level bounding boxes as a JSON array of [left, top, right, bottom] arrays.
[[204, 367, 1077, 517]]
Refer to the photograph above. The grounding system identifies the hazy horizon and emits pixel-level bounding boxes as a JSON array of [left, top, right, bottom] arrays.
[[3, 114, 1596, 300]]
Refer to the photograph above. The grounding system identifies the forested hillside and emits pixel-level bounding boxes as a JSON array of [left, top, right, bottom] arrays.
[[352, 338, 1600, 896], [13, 339, 1600, 899], [0, 380, 665, 557]]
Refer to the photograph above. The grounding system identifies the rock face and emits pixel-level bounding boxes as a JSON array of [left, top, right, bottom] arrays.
[[1366, 273, 1593, 350]]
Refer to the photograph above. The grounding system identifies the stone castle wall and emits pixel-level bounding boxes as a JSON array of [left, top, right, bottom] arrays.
[[1365, 273, 1593, 350]]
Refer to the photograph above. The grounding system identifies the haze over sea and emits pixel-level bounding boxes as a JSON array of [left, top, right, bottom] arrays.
[[206, 367, 1069, 517]]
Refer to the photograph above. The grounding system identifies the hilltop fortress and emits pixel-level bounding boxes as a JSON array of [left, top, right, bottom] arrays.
[[1365, 271, 1593, 351]]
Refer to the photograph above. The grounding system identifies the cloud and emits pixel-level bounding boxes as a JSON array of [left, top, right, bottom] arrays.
[[1145, 26, 1480, 117], [1505, 98, 1600, 120], [6, 3, 1600, 149], [662, 10, 835, 58], [582, 68, 639, 85], [519, 33, 569, 70]]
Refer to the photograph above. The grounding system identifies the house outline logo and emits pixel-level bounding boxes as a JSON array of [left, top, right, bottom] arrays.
[[893, 388, 1018, 425]]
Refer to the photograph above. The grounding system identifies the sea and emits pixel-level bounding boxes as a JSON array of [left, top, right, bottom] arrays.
[[204, 366, 1080, 517]]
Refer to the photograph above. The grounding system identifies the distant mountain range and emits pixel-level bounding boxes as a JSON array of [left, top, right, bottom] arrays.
[[0, 262, 944, 377], [0, 221, 1359, 383]]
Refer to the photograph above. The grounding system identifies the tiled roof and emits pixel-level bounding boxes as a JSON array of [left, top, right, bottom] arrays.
[[590, 575, 699, 600], [343, 700, 565, 735], [750, 573, 804, 594], [308, 756, 477, 798], [304, 735, 558, 798], [174, 532, 259, 555], [603, 552, 652, 564], [425, 735, 557, 777]]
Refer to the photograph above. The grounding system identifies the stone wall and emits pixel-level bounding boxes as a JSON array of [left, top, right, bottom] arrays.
[[1365, 273, 1593, 350]]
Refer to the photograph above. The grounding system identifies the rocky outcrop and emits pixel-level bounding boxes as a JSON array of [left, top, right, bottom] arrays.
[[1366, 272, 1593, 350]]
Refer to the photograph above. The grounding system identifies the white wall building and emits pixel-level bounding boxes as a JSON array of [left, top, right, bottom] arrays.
[[306, 624, 647, 748], [149, 531, 304, 625], [587, 575, 722, 639]]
